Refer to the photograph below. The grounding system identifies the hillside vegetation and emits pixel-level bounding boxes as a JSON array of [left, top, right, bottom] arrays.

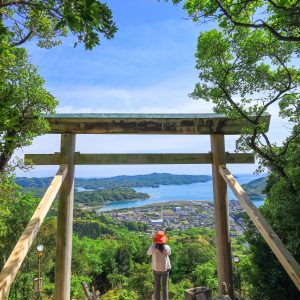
[[7, 209, 226, 300], [15, 173, 212, 189], [242, 177, 267, 200]]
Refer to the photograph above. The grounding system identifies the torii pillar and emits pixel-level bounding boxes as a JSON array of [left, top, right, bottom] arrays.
[[211, 134, 233, 298], [54, 133, 76, 300]]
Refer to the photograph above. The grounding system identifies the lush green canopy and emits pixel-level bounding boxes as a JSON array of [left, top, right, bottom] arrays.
[[172, 0, 300, 43], [0, 0, 117, 49], [191, 26, 300, 193], [0, 48, 57, 172]]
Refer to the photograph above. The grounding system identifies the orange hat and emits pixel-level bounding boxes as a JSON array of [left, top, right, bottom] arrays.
[[153, 231, 168, 244]]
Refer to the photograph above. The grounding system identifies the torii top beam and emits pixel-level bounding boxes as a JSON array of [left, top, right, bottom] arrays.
[[45, 113, 271, 135]]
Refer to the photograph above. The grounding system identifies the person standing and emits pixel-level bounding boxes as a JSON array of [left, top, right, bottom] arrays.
[[147, 231, 171, 300]]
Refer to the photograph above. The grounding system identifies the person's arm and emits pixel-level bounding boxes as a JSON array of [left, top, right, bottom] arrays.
[[147, 244, 154, 255], [164, 245, 171, 256]]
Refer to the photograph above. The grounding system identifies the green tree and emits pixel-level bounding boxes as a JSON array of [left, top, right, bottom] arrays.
[[129, 263, 153, 300], [190, 27, 299, 193], [0, 0, 117, 49], [8, 217, 58, 299], [171, 238, 215, 282], [0, 174, 39, 266], [169, 278, 193, 300], [172, 0, 300, 43], [192, 260, 218, 296], [102, 289, 138, 300], [0, 47, 57, 172], [243, 138, 300, 299]]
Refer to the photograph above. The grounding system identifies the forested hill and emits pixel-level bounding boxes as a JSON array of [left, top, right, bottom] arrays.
[[242, 176, 267, 200], [15, 173, 212, 189]]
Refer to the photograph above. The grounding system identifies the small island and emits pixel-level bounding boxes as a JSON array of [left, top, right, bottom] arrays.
[[74, 187, 150, 207]]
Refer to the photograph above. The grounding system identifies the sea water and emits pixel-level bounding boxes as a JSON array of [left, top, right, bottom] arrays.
[[97, 174, 265, 211]]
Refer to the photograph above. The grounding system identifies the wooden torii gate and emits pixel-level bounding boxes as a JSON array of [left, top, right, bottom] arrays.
[[1, 113, 281, 300], [27, 113, 268, 299]]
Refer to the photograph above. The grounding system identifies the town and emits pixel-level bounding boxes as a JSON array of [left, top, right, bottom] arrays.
[[101, 200, 246, 236]]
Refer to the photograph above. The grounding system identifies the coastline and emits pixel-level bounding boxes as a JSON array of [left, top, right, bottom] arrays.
[[134, 200, 214, 208]]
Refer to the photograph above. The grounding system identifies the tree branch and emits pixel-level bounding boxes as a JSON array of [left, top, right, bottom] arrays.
[[255, 54, 294, 122], [248, 128, 297, 195], [10, 30, 33, 47], [0, 0, 30, 8], [214, 0, 300, 42]]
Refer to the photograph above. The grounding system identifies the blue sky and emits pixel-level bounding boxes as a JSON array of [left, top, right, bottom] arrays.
[[15, 0, 289, 178]]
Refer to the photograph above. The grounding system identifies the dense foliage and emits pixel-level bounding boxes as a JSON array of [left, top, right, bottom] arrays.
[[0, 47, 57, 172], [172, 0, 300, 43], [0, 0, 117, 49], [7, 210, 224, 300], [241, 137, 300, 299], [192, 27, 299, 193], [0, 175, 39, 268]]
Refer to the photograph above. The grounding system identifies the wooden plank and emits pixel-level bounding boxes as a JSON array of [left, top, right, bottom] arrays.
[[211, 135, 234, 298], [54, 134, 76, 300], [219, 165, 300, 292], [226, 153, 254, 164], [25, 152, 254, 165], [0, 165, 68, 300], [44, 113, 271, 134], [25, 153, 61, 165], [75, 153, 214, 165]]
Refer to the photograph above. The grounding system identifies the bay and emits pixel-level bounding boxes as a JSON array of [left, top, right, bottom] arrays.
[[97, 174, 265, 211]]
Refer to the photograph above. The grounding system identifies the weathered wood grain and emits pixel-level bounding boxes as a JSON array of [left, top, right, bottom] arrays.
[[25, 152, 254, 165], [211, 136, 233, 298], [44, 113, 271, 134], [55, 134, 76, 300]]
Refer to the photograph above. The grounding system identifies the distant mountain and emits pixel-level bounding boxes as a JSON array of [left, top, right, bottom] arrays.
[[15, 177, 53, 188], [242, 176, 267, 200], [16, 173, 212, 189]]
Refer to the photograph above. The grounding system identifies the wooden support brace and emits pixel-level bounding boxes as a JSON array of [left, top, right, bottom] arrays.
[[25, 152, 254, 165], [0, 165, 68, 300], [219, 165, 300, 292]]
